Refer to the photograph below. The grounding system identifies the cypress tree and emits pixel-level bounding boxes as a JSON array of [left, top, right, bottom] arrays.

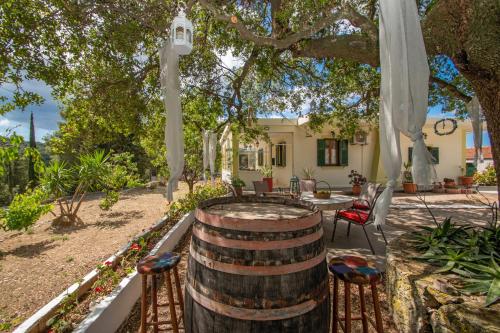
[[28, 111, 37, 187]]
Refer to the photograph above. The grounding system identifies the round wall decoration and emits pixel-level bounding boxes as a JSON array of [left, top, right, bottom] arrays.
[[434, 118, 457, 136]]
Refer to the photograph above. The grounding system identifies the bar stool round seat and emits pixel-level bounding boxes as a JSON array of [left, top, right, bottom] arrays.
[[328, 255, 381, 285], [137, 252, 181, 274]]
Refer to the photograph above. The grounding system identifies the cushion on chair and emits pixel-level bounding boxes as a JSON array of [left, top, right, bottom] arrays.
[[338, 209, 369, 224], [328, 255, 381, 284], [137, 252, 181, 274], [352, 200, 370, 210]]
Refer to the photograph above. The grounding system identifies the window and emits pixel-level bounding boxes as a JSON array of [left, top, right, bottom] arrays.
[[258, 149, 264, 167], [239, 149, 257, 170], [275, 142, 286, 167], [408, 147, 439, 164], [317, 139, 348, 166]]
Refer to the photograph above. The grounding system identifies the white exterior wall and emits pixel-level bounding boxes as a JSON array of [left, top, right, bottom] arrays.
[[220, 118, 471, 189]]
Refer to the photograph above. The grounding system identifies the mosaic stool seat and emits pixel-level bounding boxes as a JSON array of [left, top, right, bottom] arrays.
[[328, 255, 381, 285], [137, 252, 183, 333], [328, 255, 384, 333], [137, 252, 181, 274]]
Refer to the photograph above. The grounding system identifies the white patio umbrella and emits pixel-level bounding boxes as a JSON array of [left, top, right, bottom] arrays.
[[468, 96, 484, 167], [374, 0, 435, 225]]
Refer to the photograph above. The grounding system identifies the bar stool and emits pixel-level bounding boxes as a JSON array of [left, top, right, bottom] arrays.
[[328, 256, 384, 333], [137, 252, 183, 333]]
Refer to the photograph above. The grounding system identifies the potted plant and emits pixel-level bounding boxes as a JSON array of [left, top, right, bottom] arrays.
[[401, 162, 417, 194], [300, 167, 317, 192], [458, 166, 474, 187], [348, 170, 366, 196], [231, 177, 245, 197], [432, 182, 445, 193], [443, 177, 456, 188], [260, 166, 273, 192]]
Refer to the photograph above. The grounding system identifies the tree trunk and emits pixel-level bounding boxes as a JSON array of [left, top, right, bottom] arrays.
[[466, 75, 500, 202]]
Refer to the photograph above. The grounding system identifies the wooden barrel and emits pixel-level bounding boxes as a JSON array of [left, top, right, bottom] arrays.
[[184, 196, 329, 332]]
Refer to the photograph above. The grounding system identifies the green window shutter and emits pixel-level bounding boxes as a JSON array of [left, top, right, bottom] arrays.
[[430, 147, 439, 164], [317, 139, 325, 166], [408, 147, 413, 163], [339, 140, 349, 166]]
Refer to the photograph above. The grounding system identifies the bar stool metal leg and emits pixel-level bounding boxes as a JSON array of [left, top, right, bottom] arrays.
[[140, 275, 148, 333], [344, 282, 351, 333], [371, 281, 384, 333], [332, 275, 339, 333], [358, 284, 369, 333], [165, 270, 179, 333], [151, 275, 159, 333]]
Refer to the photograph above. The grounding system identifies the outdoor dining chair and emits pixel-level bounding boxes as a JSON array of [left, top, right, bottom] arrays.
[[352, 183, 381, 211], [331, 189, 388, 255]]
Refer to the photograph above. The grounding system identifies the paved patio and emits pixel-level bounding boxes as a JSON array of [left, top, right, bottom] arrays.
[[324, 192, 497, 271]]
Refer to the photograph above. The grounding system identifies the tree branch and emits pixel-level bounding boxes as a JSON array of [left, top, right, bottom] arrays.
[[429, 76, 472, 102], [197, 0, 343, 50]]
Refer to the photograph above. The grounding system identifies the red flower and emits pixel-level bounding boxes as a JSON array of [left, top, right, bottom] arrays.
[[104, 261, 113, 267], [94, 286, 104, 293], [130, 243, 141, 251], [48, 330, 55, 333]]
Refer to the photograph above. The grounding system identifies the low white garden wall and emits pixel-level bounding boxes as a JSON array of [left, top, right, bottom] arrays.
[[14, 212, 194, 333]]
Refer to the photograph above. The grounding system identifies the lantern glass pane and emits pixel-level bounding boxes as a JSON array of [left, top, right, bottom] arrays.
[[186, 29, 192, 43], [176, 26, 184, 39]]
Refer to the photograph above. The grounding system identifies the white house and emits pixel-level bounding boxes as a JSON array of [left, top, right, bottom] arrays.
[[220, 117, 474, 189]]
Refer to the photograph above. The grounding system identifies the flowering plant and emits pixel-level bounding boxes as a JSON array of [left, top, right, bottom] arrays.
[[348, 170, 366, 186]]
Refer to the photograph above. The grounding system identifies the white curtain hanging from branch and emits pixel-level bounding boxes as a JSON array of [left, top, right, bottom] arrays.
[[202, 130, 210, 183], [159, 41, 184, 202], [468, 96, 484, 166], [374, 0, 435, 226], [209, 132, 217, 183]]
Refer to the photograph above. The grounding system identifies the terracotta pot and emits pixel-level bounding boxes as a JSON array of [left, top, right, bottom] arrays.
[[458, 176, 474, 187], [403, 183, 417, 194], [263, 177, 273, 192], [352, 184, 362, 196], [446, 188, 461, 194], [460, 188, 474, 194], [234, 187, 243, 197], [444, 181, 456, 189]]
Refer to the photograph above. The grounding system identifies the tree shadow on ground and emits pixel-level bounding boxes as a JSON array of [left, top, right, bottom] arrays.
[[95, 210, 145, 229], [50, 220, 89, 235], [3, 240, 57, 258]]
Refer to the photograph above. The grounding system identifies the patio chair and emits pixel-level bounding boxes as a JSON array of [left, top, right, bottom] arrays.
[[352, 183, 381, 211], [253, 180, 269, 197], [331, 189, 388, 254]]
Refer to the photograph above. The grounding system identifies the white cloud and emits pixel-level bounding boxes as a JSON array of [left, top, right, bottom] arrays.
[[0, 118, 11, 126]]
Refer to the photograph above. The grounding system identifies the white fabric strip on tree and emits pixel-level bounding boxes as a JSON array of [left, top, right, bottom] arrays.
[[374, 0, 433, 226], [160, 42, 184, 202], [202, 130, 210, 183], [468, 96, 483, 166], [209, 132, 217, 183]]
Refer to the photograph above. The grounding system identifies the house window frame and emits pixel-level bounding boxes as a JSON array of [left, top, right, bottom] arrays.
[[274, 142, 287, 167]]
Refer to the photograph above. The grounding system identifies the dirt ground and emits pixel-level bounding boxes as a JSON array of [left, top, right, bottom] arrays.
[[0, 183, 190, 331]]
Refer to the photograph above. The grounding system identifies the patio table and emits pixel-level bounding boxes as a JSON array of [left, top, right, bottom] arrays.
[[300, 192, 354, 211]]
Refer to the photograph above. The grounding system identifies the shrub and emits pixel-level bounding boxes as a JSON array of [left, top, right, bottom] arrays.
[[168, 182, 227, 218], [473, 165, 497, 186], [0, 188, 52, 231]]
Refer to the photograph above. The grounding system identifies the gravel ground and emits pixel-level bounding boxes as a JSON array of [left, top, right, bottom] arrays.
[[0, 184, 190, 332]]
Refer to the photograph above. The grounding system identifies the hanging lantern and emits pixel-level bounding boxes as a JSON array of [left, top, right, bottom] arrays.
[[170, 9, 193, 55], [290, 176, 300, 196]]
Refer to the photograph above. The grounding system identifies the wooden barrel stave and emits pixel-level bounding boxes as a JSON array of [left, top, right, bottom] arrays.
[[185, 197, 330, 333]]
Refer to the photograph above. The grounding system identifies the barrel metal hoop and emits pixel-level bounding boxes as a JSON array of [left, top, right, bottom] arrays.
[[192, 224, 324, 250], [189, 246, 327, 276], [186, 282, 328, 321], [194, 208, 321, 232]]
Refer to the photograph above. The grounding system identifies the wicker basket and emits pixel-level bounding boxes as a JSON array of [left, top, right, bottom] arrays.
[[313, 192, 331, 199]]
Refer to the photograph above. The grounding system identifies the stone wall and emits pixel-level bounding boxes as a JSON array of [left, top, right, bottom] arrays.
[[386, 234, 500, 333]]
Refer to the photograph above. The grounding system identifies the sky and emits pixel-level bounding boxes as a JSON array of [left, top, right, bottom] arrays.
[[0, 51, 490, 147]]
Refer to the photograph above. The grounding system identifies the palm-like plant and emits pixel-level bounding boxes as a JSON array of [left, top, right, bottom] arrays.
[[41, 150, 112, 226]]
